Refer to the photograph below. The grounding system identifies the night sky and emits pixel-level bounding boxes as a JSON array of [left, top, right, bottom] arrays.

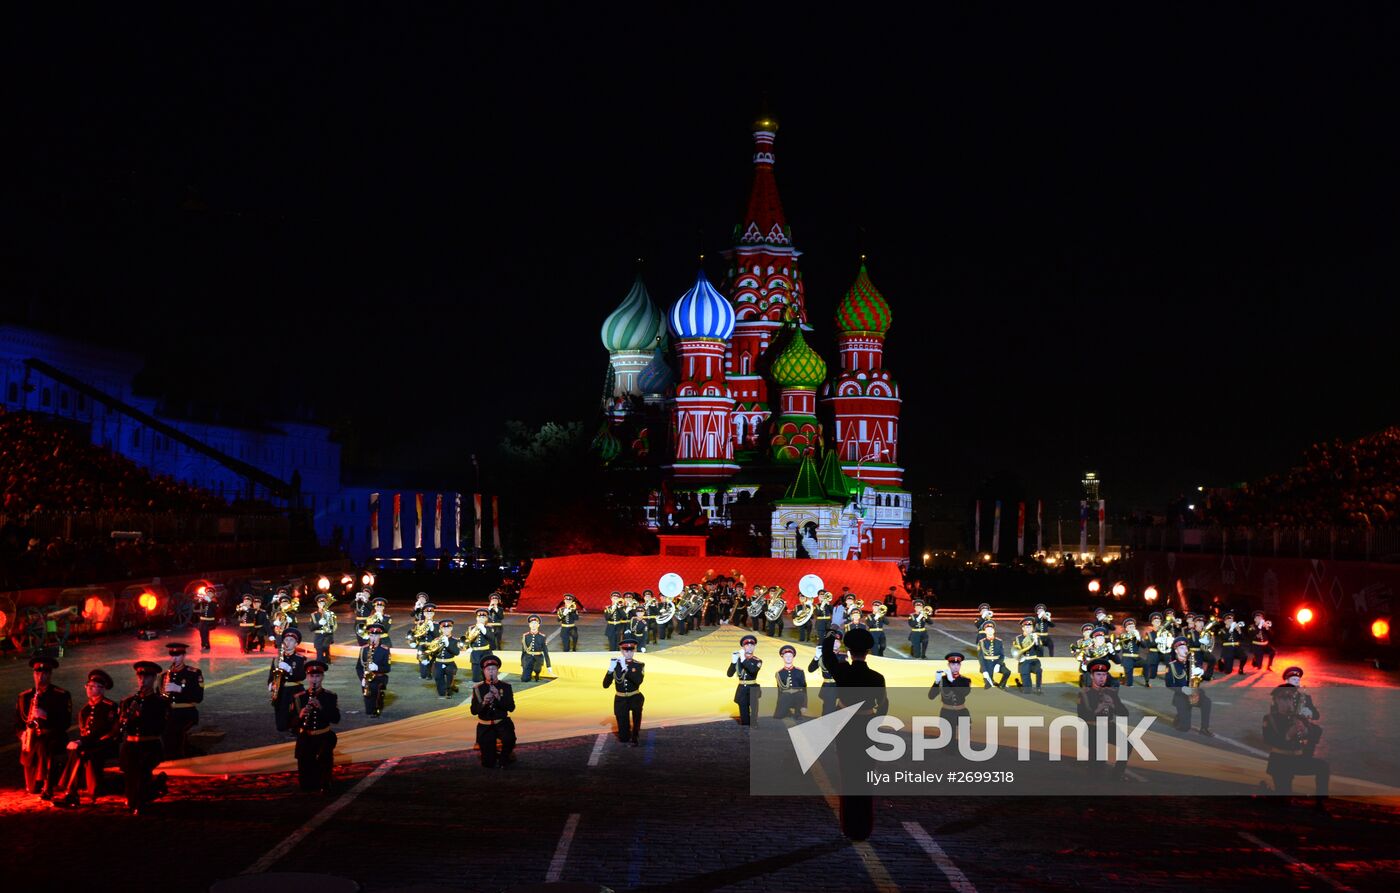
[[4, 6, 1397, 510]]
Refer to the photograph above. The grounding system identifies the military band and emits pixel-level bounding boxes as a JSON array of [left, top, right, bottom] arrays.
[[1116, 618, 1146, 686], [1264, 667, 1327, 801], [411, 602, 442, 680], [626, 607, 650, 651], [867, 603, 888, 656], [1013, 617, 1044, 693], [290, 660, 339, 793], [486, 593, 505, 650], [928, 651, 972, 742], [773, 644, 808, 718], [1217, 612, 1247, 674], [465, 610, 495, 684], [976, 621, 1010, 689], [161, 641, 204, 758], [1032, 604, 1055, 656], [1078, 657, 1130, 778], [1249, 611, 1276, 671], [432, 619, 462, 698], [907, 599, 930, 659], [604, 591, 627, 651], [1164, 636, 1213, 735]]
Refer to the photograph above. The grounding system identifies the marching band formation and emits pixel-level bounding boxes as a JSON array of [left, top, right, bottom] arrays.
[[13, 574, 1326, 813]]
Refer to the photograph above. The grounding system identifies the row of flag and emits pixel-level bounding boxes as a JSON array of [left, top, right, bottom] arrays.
[[973, 499, 1107, 556], [367, 492, 500, 553]]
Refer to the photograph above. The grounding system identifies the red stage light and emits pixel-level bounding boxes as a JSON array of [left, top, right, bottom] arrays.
[[0, 609, 8, 631], [1143, 585, 1159, 602], [1372, 618, 1391, 640], [83, 596, 112, 623], [138, 592, 158, 612], [1087, 579, 1101, 594], [1111, 582, 1127, 598], [1296, 607, 1314, 626], [317, 576, 331, 591], [196, 585, 208, 596]]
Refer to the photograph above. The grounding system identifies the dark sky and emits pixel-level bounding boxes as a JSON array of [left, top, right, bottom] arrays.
[[3, 5, 1397, 510]]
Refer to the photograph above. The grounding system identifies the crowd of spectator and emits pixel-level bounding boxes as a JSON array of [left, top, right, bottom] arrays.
[[0, 409, 283, 588], [1195, 426, 1400, 528]]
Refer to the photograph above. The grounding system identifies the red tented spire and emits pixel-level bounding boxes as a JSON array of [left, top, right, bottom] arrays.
[[736, 116, 791, 248]]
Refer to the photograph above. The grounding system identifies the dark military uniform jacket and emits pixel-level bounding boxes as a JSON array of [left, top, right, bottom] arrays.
[[77, 697, 120, 752], [471, 680, 515, 721], [117, 689, 169, 739], [164, 665, 205, 710], [521, 632, 551, 667], [15, 685, 73, 749], [290, 687, 340, 735], [603, 660, 644, 695]]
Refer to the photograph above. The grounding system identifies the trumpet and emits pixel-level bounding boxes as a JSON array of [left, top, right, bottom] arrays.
[[919, 604, 934, 622], [872, 602, 888, 621], [425, 631, 450, 659]]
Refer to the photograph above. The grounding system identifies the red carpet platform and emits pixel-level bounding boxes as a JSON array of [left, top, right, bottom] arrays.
[[516, 554, 909, 612]]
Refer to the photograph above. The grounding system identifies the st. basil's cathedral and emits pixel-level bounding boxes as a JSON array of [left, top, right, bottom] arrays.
[[596, 114, 911, 564]]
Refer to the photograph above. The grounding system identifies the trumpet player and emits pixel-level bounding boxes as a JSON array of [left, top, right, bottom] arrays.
[[486, 592, 506, 651], [773, 644, 808, 719], [15, 655, 72, 800], [1032, 604, 1055, 656], [1218, 612, 1247, 674], [1146, 612, 1171, 682], [52, 669, 119, 808], [269, 629, 308, 733], [290, 660, 339, 794], [466, 609, 495, 684], [1164, 636, 1212, 736], [311, 593, 337, 666], [1248, 611, 1275, 672], [432, 619, 462, 698], [1188, 614, 1216, 682], [352, 590, 373, 646], [728, 634, 764, 727], [161, 641, 204, 759], [928, 652, 972, 743], [974, 603, 993, 641], [604, 591, 627, 650], [1116, 618, 1146, 687], [1264, 675, 1329, 803], [473, 655, 517, 767], [643, 589, 660, 644], [357, 623, 392, 718], [813, 591, 834, 642], [366, 597, 392, 646], [556, 593, 581, 652], [520, 615, 552, 682], [907, 600, 930, 659], [236, 594, 259, 653], [626, 606, 649, 651], [250, 595, 271, 652], [867, 603, 887, 656], [1013, 617, 1044, 694], [977, 621, 1011, 689], [195, 587, 219, 652]]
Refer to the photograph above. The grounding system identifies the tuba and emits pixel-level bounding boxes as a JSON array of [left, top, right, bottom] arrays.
[[792, 597, 814, 627], [656, 597, 676, 626], [764, 592, 787, 623], [748, 596, 768, 618]]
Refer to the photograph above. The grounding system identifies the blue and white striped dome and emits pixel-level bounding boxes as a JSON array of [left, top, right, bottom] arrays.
[[601, 273, 663, 353], [668, 268, 735, 341]]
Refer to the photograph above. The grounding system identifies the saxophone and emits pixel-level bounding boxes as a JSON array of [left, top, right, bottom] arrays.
[[1187, 650, 1201, 705], [270, 647, 288, 704], [20, 692, 39, 754]]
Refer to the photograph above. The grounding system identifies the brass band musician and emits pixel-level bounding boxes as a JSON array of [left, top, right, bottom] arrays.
[[556, 593, 581, 652]]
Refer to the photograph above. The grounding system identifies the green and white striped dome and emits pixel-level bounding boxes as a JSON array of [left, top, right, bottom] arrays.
[[601, 272, 664, 353]]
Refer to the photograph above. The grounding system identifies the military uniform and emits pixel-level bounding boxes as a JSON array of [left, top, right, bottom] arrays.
[[809, 633, 848, 716], [1249, 614, 1276, 671], [412, 606, 442, 680], [976, 623, 1010, 688], [357, 625, 392, 717], [1144, 613, 1169, 681], [1116, 622, 1145, 686], [1187, 622, 1216, 682], [290, 663, 340, 793], [118, 662, 171, 814], [643, 592, 661, 645], [557, 596, 581, 652], [727, 634, 764, 726], [625, 613, 649, 652], [1078, 658, 1130, 778], [867, 609, 887, 656], [15, 656, 72, 798], [270, 629, 309, 732], [520, 621, 552, 682], [604, 595, 627, 650], [465, 613, 495, 684], [363, 599, 392, 647], [471, 656, 517, 767], [54, 669, 120, 807], [195, 594, 219, 651], [773, 645, 808, 718], [819, 627, 886, 842], [1164, 637, 1212, 735], [1217, 615, 1247, 674], [161, 642, 204, 758], [352, 593, 374, 645], [486, 598, 505, 651], [604, 638, 645, 745], [1013, 621, 1044, 693], [311, 600, 337, 666], [929, 653, 972, 742], [433, 622, 462, 697], [236, 598, 259, 653], [1032, 605, 1056, 657], [907, 602, 929, 659], [1263, 668, 1327, 797]]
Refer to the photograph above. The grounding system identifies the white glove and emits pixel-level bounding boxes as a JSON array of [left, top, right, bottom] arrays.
[[1191, 666, 1205, 678], [164, 682, 182, 694], [1300, 707, 1314, 720], [732, 651, 741, 663], [33, 707, 47, 720], [934, 670, 946, 684], [279, 661, 293, 673], [268, 683, 275, 693], [367, 662, 379, 672], [609, 658, 621, 671]]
